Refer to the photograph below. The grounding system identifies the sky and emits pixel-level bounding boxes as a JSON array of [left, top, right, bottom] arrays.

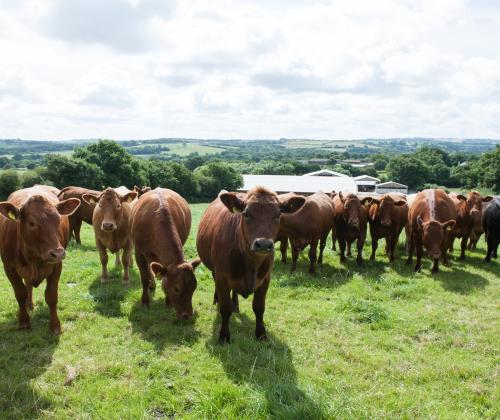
[[0, 0, 499, 140]]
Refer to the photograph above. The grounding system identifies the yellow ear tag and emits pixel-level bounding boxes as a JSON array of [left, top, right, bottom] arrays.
[[127, 197, 134, 203], [233, 207, 241, 213], [8, 211, 16, 220]]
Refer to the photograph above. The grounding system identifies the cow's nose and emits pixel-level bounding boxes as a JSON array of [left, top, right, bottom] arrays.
[[102, 222, 115, 231], [252, 238, 274, 253], [381, 220, 391, 227], [49, 248, 65, 261], [350, 219, 360, 228]]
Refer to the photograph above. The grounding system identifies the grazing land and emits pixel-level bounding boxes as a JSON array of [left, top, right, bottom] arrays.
[[0, 203, 498, 418]]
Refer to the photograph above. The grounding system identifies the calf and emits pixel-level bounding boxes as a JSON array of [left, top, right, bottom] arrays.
[[407, 189, 456, 273], [131, 188, 200, 319], [449, 191, 493, 259], [278, 192, 334, 273], [332, 192, 372, 264], [196, 187, 305, 344], [83, 188, 137, 284], [0, 186, 80, 333], [483, 198, 500, 262], [58, 186, 101, 244], [368, 194, 408, 262]]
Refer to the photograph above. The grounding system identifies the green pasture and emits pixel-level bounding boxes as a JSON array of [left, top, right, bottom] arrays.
[[0, 203, 498, 418]]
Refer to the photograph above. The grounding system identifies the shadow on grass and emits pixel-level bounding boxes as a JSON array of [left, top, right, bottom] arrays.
[[435, 267, 489, 294], [0, 310, 59, 417], [128, 296, 200, 352], [206, 312, 327, 418], [88, 271, 140, 317], [67, 242, 96, 253]]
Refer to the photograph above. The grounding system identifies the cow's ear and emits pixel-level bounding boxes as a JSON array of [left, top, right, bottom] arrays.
[[417, 216, 424, 228], [441, 220, 456, 231], [56, 198, 81, 216], [190, 258, 202, 271], [280, 196, 305, 214], [121, 192, 137, 203], [134, 186, 141, 194], [456, 194, 467, 201], [483, 195, 494, 202], [82, 193, 100, 205], [370, 198, 380, 205], [361, 197, 372, 205], [150, 262, 167, 277], [394, 200, 407, 207], [338, 192, 345, 203], [219, 192, 245, 213], [0, 202, 20, 220], [329, 190, 337, 199]]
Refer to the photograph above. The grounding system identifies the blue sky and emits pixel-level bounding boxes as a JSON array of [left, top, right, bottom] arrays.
[[0, 0, 499, 140]]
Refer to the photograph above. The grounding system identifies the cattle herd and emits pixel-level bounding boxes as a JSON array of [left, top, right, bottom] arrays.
[[0, 184, 498, 344]]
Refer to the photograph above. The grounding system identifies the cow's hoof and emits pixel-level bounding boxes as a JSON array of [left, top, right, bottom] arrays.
[[122, 279, 130, 286], [51, 326, 62, 336], [141, 300, 150, 309], [218, 332, 230, 345], [101, 277, 109, 284], [356, 259, 363, 266], [256, 333, 268, 341], [19, 322, 31, 330], [27, 302, 34, 311]]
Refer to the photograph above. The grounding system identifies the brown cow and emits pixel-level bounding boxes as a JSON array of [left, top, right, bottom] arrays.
[[0, 186, 80, 333], [368, 194, 408, 262], [332, 192, 372, 264], [406, 189, 456, 273], [134, 185, 152, 197], [277, 192, 334, 273], [448, 191, 493, 259], [58, 186, 101, 244], [82, 188, 137, 284], [131, 188, 200, 319], [196, 187, 305, 344]]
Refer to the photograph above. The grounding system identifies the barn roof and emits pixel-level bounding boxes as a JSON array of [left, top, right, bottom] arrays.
[[303, 169, 348, 177], [377, 181, 408, 188], [354, 175, 381, 183], [240, 174, 358, 194]]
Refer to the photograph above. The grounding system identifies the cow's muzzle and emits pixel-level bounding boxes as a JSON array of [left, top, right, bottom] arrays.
[[44, 247, 66, 264], [101, 222, 117, 232], [251, 238, 274, 254]]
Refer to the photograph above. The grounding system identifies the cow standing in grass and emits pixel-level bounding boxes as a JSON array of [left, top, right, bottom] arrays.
[[407, 189, 456, 273], [131, 188, 200, 320], [196, 187, 305, 344], [483, 198, 500, 262], [332, 192, 372, 265], [368, 194, 408, 262], [83, 188, 137, 284], [448, 191, 493, 259], [0, 186, 80, 333], [277, 191, 334, 274]]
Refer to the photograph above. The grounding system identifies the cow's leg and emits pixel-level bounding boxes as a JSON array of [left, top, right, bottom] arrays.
[[253, 276, 270, 341], [406, 231, 414, 265], [291, 244, 299, 272], [213, 289, 218, 305], [308, 239, 318, 274], [121, 242, 132, 285], [448, 235, 455, 252], [280, 238, 288, 263], [346, 241, 352, 257], [432, 258, 440, 273], [388, 233, 397, 262], [318, 233, 327, 265], [356, 231, 366, 265], [96, 240, 109, 283], [136, 252, 151, 307], [216, 281, 232, 344], [493, 238, 499, 259], [414, 235, 423, 272], [339, 237, 347, 263], [73, 218, 83, 245], [459, 235, 468, 261], [115, 249, 122, 269], [6, 267, 30, 330], [331, 228, 337, 251], [45, 264, 62, 334], [25, 280, 34, 310], [231, 290, 239, 313], [370, 236, 378, 261]]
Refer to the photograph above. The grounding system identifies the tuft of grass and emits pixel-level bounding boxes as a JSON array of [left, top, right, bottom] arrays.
[[0, 202, 498, 418]]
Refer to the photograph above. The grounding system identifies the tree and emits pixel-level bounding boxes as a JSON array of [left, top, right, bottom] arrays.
[[386, 155, 429, 189], [21, 170, 45, 188], [146, 160, 197, 199], [45, 154, 104, 189], [0, 170, 21, 199], [194, 162, 243, 200]]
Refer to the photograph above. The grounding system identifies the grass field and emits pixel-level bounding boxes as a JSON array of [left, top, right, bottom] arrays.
[[0, 203, 499, 419]]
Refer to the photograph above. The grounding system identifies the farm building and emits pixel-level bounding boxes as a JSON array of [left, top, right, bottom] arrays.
[[240, 174, 358, 195], [375, 181, 408, 194], [354, 175, 380, 192], [303, 169, 348, 177]]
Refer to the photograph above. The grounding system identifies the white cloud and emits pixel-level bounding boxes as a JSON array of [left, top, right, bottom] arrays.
[[0, 0, 499, 139]]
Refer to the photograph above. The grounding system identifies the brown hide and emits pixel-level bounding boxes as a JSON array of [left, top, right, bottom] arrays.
[[196, 187, 305, 343], [0, 186, 80, 333], [131, 188, 200, 320], [407, 189, 457, 273]]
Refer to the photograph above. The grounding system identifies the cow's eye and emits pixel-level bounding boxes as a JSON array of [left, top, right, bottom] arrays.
[[29, 221, 35, 228], [243, 212, 251, 219], [173, 287, 181, 295]]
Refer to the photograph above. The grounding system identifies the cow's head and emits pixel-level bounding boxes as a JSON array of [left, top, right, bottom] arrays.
[[370, 195, 406, 226], [417, 216, 455, 260], [0, 195, 80, 263], [83, 188, 137, 232], [219, 187, 305, 256], [338, 192, 372, 228], [456, 191, 493, 227], [151, 259, 201, 320], [134, 185, 152, 197]]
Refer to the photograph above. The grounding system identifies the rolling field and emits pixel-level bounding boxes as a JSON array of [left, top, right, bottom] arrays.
[[0, 203, 499, 419]]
